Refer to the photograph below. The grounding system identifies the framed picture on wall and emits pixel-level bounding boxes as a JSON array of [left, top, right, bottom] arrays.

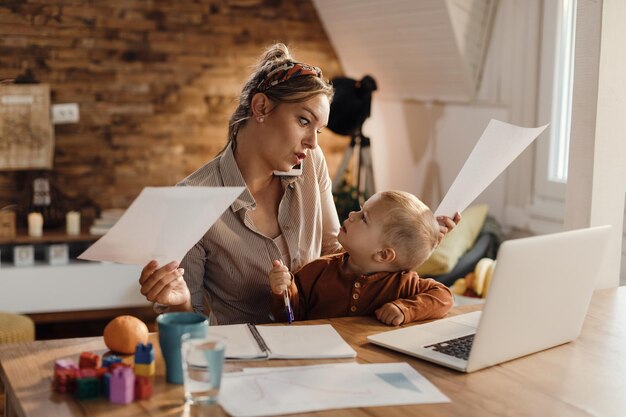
[[0, 84, 54, 170]]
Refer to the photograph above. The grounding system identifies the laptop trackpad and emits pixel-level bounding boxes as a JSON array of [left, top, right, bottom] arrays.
[[418, 313, 480, 343]]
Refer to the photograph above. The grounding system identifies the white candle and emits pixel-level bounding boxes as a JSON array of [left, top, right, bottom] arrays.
[[27, 212, 43, 237], [66, 211, 81, 235]]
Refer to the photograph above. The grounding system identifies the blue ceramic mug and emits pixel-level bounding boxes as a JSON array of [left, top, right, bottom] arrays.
[[157, 312, 208, 384]]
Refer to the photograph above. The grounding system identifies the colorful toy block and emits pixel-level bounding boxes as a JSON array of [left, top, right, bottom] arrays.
[[102, 354, 122, 368], [54, 358, 78, 371], [134, 342, 155, 377], [102, 373, 111, 398], [134, 376, 153, 400], [133, 362, 155, 378], [77, 368, 97, 378], [53, 368, 77, 394], [79, 352, 100, 369], [109, 362, 131, 372], [134, 343, 154, 364], [75, 376, 100, 400], [109, 366, 135, 404]]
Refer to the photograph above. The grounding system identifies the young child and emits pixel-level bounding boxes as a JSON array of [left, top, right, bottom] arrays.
[[268, 190, 453, 326]]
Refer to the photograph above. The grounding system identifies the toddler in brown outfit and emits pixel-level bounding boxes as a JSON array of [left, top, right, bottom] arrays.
[[269, 190, 454, 326]]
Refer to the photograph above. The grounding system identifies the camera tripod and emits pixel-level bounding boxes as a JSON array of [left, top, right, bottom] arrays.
[[332, 130, 375, 207]]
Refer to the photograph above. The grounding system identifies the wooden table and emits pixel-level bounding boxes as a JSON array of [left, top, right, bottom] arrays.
[[1, 287, 625, 417]]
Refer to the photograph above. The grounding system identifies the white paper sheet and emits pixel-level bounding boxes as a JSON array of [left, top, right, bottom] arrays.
[[435, 119, 548, 217], [78, 186, 244, 265], [218, 362, 449, 417]]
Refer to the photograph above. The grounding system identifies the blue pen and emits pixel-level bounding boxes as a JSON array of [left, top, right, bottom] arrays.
[[283, 288, 295, 324], [278, 259, 295, 324]]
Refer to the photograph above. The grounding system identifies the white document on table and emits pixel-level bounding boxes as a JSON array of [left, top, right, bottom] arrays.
[[78, 186, 244, 265], [435, 119, 548, 217], [218, 362, 449, 417]]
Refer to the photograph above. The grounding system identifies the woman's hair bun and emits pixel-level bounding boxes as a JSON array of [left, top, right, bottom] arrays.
[[258, 43, 292, 67]]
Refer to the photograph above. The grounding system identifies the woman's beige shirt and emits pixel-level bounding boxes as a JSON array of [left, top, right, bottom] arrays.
[[176, 145, 341, 324]]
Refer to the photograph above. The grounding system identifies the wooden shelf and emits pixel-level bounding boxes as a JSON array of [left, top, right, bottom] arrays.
[[0, 228, 101, 245]]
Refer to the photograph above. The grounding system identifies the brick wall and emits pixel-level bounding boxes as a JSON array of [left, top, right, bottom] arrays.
[[0, 0, 348, 220]]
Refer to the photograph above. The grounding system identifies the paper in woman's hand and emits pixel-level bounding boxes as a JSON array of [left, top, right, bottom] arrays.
[[78, 187, 244, 265], [435, 119, 548, 217]]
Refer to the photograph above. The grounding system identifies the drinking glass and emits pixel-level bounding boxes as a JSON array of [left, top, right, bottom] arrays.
[[180, 333, 225, 405]]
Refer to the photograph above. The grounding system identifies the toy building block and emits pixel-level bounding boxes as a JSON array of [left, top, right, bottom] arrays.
[[133, 362, 155, 378], [109, 362, 131, 372], [79, 352, 100, 369], [109, 366, 135, 404], [77, 369, 97, 378], [75, 376, 101, 400], [54, 358, 78, 371], [134, 376, 153, 401], [53, 368, 77, 394], [102, 373, 111, 398], [134, 343, 155, 377], [134, 343, 154, 365], [102, 354, 122, 368]]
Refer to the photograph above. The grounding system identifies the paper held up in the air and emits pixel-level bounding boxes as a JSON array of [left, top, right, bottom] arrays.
[[435, 119, 548, 217], [78, 187, 244, 266]]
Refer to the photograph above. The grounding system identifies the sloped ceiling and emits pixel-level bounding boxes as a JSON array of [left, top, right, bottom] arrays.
[[312, 0, 497, 102]]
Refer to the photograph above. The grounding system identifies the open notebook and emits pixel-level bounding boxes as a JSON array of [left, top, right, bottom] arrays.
[[207, 324, 356, 360]]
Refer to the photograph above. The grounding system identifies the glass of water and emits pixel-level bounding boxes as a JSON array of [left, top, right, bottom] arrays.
[[180, 333, 225, 405]]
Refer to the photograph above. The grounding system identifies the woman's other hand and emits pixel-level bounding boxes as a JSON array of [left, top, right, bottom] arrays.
[[268, 260, 292, 295], [436, 212, 462, 244], [139, 260, 191, 308]]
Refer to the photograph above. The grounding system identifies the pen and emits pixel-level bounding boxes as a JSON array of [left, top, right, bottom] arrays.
[[283, 288, 295, 324], [278, 259, 295, 324]]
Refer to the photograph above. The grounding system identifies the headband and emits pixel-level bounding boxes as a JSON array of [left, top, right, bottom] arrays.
[[256, 61, 323, 92]]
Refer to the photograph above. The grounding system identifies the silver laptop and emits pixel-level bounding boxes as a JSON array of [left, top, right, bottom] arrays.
[[368, 225, 612, 373]]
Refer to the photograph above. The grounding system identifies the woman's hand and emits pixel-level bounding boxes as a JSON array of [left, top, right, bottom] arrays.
[[436, 212, 462, 244], [139, 260, 191, 307], [375, 303, 404, 326], [268, 260, 292, 295]]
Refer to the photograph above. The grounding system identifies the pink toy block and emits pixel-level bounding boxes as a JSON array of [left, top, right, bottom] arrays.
[[54, 358, 78, 371], [109, 362, 131, 372], [109, 366, 135, 404]]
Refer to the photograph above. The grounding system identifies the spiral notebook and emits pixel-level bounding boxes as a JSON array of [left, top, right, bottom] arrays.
[[207, 324, 356, 360]]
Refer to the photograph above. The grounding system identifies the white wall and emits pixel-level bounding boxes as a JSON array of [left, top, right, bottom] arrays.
[[362, 0, 539, 231], [366, 101, 508, 221], [359, 0, 625, 284]]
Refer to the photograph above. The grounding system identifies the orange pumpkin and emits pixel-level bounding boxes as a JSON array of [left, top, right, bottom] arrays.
[[103, 315, 149, 354]]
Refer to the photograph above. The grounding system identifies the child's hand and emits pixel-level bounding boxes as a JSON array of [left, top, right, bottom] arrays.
[[436, 212, 462, 244], [268, 260, 291, 295], [375, 303, 405, 326]]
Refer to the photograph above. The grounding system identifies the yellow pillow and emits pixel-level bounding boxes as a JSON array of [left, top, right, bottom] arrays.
[[416, 204, 489, 276]]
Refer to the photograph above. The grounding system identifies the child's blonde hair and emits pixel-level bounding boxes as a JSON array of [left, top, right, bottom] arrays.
[[378, 191, 439, 271]]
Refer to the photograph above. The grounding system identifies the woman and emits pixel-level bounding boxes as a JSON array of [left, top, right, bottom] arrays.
[[139, 43, 459, 325]]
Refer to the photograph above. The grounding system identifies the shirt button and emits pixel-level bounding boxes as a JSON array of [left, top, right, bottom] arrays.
[[354, 282, 361, 288], [350, 306, 357, 312], [289, 184, 295, 189], [352, 293, 359, 300]]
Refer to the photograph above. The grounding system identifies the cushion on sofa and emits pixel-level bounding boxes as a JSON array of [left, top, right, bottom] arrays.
[[416, 204, 489, 276]]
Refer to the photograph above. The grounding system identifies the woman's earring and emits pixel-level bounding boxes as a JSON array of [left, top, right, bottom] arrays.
[[257, 116, 265, 123]]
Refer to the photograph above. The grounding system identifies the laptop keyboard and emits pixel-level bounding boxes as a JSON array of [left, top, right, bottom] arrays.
[[424, 334, 475, 360]]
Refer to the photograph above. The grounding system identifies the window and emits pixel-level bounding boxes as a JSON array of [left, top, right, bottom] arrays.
[[531, 0, 577, 227], [548, 0, 576, 183]]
